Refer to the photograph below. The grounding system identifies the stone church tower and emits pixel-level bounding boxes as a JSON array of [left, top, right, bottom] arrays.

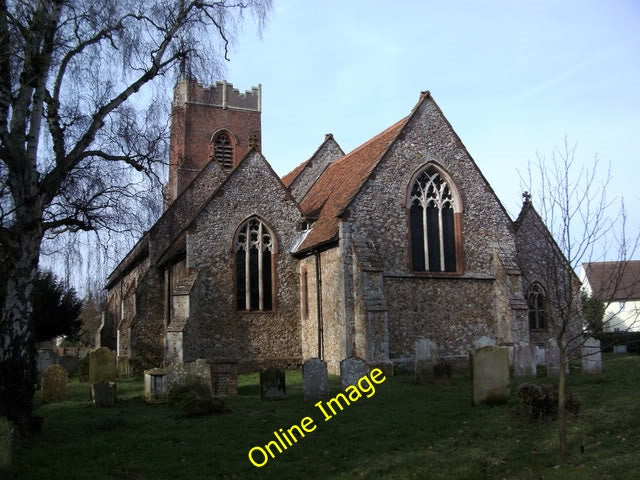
[[163, 78, 262, 208]]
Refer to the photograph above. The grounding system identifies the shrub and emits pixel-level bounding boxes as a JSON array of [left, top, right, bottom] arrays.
[[168, 383, 227, 417], [516, 382, 582, 422]]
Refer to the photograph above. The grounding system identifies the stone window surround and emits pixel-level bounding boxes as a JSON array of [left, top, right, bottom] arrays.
[[405, 162, 465, 276], [210, 129, 238, 171], [233, 216, 279, 313], [527, 282, 547, 330]]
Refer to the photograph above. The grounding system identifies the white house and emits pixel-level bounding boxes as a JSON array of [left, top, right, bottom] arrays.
[[582, 261, 640, 332]]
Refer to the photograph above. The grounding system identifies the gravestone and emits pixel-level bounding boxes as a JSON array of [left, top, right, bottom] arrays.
[[414, 338, 438, 384], [89, 347, 116, 384], [92, 382, 116, 407], [470, 346, 509, 405], [473, 336, 495, 349], [58, 355, 80, 377], [581, 337, 602, 374], [78, 355, 90, 382], [117, 356, 130, 378], [340, 357, 369, 390], [41, 365, 68, 403], [144, 368, 168, 403], [534, 344, 546, 366], [210, 361, 238, 397], [36, 349, 58, 381], [546, 338, 562, 376], [260, 368, 286, 400], [613, 344, 627, 354], [0, 417, 12, 470], [513, 343, 537, 377], [303, 358, 329, 401], [187, 359, 212, 389]]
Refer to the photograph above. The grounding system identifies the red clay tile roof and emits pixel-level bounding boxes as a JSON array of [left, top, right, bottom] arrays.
[[282, 160, 309, 187], [281, 134, 341, 188], [296, 117, 408, 252], [583, 261, 640, 301]]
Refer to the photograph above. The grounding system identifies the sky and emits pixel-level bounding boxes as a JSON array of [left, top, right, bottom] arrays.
[[219, 0, 640, 259]]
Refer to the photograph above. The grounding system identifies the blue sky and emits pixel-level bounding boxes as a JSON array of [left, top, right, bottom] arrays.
[[221, 0, 640, 258]]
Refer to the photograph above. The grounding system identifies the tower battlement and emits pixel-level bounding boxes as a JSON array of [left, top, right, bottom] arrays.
[[173, 78, 261, 112]]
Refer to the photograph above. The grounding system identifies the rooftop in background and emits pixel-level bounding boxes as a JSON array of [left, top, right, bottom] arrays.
[[583, 261, 640, 301]]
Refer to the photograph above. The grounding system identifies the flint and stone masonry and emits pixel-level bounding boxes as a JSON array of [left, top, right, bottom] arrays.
[[102, 79, 582, 377]]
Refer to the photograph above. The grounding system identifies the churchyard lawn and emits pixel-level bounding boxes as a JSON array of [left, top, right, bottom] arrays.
[[11, 354, 640, 479]]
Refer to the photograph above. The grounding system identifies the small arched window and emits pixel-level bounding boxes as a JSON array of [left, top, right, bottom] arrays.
[[408, 166, 460, 272], [527, 283, 546, 330], [235, 217, 275, 311], [212, 131, 233, 171]]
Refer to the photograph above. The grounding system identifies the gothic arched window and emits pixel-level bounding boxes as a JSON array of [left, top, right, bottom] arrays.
[[235, 217, 275, 311], [408, 165, 460, 272], [212, 131, 233, 171], [527, 283, 546, 330]]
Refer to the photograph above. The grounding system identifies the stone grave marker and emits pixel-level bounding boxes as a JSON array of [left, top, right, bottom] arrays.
[[303, 358, 329, 401], [144, 368, 168, 403], [117, 356, 130, 378], [92, 382, 116, 407], [414, 338, 438, 384], [0, 417, 12, 470], [260, 368, 286, 400], [473, 336, 495, 349], [470, 345, 509, 405], [513, 343, 537, 377], [58, 355, 79, 377], [41, 365, 68, 403], [36, 349, 58, 381], [546, 338, 564, 376], [340, 357, 369, 390], [78, 355, 90, 382], [89, 347, 116, 385], [210, 360, 238, 397], [581, 337, 602, 374]]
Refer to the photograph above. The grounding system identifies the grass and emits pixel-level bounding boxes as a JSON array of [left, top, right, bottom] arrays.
[[10, 354, 640, 479]]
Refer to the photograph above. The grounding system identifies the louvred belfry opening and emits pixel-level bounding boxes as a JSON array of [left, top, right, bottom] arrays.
[[214, 132, 234, 171]]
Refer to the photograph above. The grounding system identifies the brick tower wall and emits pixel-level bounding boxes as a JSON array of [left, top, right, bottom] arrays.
[[164, 78, 262, 207]]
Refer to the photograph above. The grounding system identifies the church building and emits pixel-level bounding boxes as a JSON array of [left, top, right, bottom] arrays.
[[102, 78, 581, 374]]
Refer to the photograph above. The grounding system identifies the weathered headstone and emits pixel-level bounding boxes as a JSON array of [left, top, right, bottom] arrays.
[[89, 347, 116, 384], [340, 357, 369, 390], [36, 349, 58, 381], [58, 355, 80, 377], [433, 361, 452, 385], [513, 343, 537, 377], [534, 344, 546, 366], [613, 344, 627, 354], [92, 382, 116, 407], [116, 356, 130, 378], [144, 368, 168, 403], [581, 337, 602, 374], [78, 355, 90, 382], [414, 338, 438, 384], [0, 417, 12, 470], [546, 338, 562, 376], [209, 361, 238, 397], [470, 346, 509, 405], [303, 358, 329, 401], [473, 336, 495, 349], [41, 365, 68, 403], [260, 368, 286, 400]]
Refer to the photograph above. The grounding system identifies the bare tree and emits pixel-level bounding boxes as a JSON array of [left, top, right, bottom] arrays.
[[0, 0, 271, 434], [515, 138, 639, 456]]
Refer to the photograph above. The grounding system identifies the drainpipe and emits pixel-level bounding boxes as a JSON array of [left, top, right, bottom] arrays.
[[315, 252, 324, 360]]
